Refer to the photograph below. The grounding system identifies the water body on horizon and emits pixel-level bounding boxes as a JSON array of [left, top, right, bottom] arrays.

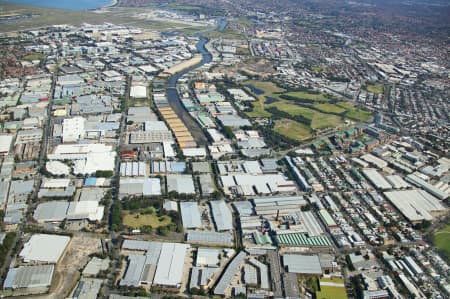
[[3, 0, 113, 10]]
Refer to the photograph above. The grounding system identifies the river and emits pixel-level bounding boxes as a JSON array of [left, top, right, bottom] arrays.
[[3, 0, 114, 10], [165, 19, 227, 146]]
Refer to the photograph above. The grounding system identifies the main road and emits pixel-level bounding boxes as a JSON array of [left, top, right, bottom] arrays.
[[165, 19, 227, 146]]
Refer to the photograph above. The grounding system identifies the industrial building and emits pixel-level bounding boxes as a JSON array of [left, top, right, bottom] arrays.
[[119, 178, 161, 198], [166, 174, 196, 194], [62, 116, 85, 143], [282, 254, 322, 275], [180, 202, 202, 229], [189, 267, 217, 290], [384, 189, 447, 223], [285, 156, 311, 192], [19, 234, 70, 263], [209, 200, 233, 231], [3, 265, 54, 293], [33, 201, 104, 223], [186, 231, 233, 247], [120, 241, 189, 289], [406, 173, 449, 200], [220, 174, 297, 196], [0, 135, 13, 155], [252, 196, 308, 218], [120, 162, 147, 177], [48, 143, 116, 175], [362, 168, 392, 190], [153, 243, 190, 288], [214, 251, 246, 295]]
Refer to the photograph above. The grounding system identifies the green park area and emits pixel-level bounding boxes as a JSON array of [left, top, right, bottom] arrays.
[[273, 119, 312, 141], [270, 101, 342, 130], [316, 278, 348, 299], [365, 82, 384, 94], [432, 224, 450, 261], [123, 209, 172, 229], [112, 198, 181, 235], [243, 80, 372, 141], [23, 53, 46, 61]]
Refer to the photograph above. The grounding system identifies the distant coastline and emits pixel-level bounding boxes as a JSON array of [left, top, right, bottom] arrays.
[[101, 0, 118, 9], [1, 0, 115, 10]]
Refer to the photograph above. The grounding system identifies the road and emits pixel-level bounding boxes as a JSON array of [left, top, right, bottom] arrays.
[[0, 73, 55, 280]]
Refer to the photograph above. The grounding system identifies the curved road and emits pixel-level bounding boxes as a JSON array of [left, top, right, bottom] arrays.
[[165, 20, 227, 146]]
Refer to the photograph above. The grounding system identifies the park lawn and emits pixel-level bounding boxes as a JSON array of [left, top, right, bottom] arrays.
[[270, 101, 315, 120], [311, 113, 343, 130], [123, 211, 172, 229], [433, 224, 450, 261], [316, 278, 347, 299], [244, 80, 285, 118], [337, 102, 372, 122], [271, 101, 343, 130], [282, 91, 330, 102], [23, 53, 46, 61], [244, 80, 286, 94], [273, 119, 312, 141], [316, 286, 348, 299], [246, 102, 272, 118], [314, 103, 346, 114], [366, 82, 384, 94], [345, 108, 372, 122], [205, 28, 246, 40], [311, 65, 328, 73]]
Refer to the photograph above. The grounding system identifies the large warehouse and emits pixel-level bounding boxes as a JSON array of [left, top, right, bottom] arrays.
[[209, 200, 233, 231], [153, 243, 190, 288], [120, 241, 189, 289], [33, 201, 105, 223], [283, 254, 322, 275], [3, 265, 54, 293], [180, 201, 202, 229], [384, 189, 447, 223], [19, 234, 70, 263], [119, 178, 161, 198]]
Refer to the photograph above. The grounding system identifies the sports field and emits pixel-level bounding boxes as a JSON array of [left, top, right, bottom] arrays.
[[274, 119, 312, 141], [316, 278, 348, 299], [433, 224, 450, 261]]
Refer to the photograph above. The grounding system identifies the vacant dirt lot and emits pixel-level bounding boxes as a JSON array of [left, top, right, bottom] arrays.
[[34, 234, 103, 299]]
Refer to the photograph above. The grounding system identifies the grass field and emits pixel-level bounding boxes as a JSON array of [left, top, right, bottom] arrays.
[[337, 102, 372, 121], [244, 80, 285, 118], [274, 119, 312, 141], [283, 91, 330, 102], [123, 211, 172, 229], [271, 101, 343, 130], [316, 278, 348, 299], [314, 103, 346, 114], [311, 66, 328, 73], [366, 83, 384, 94], [433, 224, 450, 261], [242, 80, 371, 136], [205, 28, 246, 40], [23, 53, 46, 61]]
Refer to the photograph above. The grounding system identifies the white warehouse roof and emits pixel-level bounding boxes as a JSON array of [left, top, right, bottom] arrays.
[[210, 200, 233, 231], [180, 202, 202, 229], [153, 243, 190, 288], [384, 189, 447, 222], [20, 234, 70, 263]]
